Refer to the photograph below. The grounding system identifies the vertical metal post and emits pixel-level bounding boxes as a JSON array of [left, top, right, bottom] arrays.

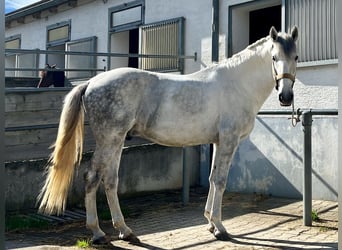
[[212, 0, 219, 62], [302, 111, 312, 226], [182, 147, 190, 205], [0, 0, 5, 248]]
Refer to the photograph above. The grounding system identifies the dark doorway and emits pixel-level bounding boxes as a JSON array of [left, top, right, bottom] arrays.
[[129, 28, 139, 68], [249, 5, 281, 44]]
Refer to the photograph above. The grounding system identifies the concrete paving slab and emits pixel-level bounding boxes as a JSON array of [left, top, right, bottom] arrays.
[[6, 189, 338, 249]]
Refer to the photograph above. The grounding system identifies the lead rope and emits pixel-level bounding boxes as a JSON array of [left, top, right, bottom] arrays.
[[290, 100, 301, 127]]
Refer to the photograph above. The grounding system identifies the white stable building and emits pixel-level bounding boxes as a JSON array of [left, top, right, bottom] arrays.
[[5, 0, 338, 201]]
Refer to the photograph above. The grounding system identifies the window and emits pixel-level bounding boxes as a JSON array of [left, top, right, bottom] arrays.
[[228, 0, 281, 57], [65, 36, 97, 79], [249, 5, 281, 44], [46, 20, 71, 69], [5, 35, 20, 49], [47, 20, 71, 47], [109, 0, 144, 32], [140, 17, 185, 73], [5, 35, 39, 77], [5, 35, 21, 77], [286, 0, 337, 62], [229, 0, 337, 63]]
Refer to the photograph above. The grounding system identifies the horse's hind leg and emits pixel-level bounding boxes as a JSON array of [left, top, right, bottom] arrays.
[[85, 137, 135, 243], [84, 147, 107, 243], [101, 140, 138, 242]]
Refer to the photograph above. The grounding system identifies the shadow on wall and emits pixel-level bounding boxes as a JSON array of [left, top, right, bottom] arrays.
[[228, 116, 338, 201]]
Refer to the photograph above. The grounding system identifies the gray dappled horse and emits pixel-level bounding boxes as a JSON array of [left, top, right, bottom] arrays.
[[38, 26, 298, 243]]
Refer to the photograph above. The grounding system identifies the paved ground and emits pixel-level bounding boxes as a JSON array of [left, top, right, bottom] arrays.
[[6, 189, 338, 249]]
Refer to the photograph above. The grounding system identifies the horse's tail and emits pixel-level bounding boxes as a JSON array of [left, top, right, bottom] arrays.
[[38, 83, 88, 215]]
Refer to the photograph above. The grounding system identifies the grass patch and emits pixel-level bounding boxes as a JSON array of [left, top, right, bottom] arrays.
[[76, 239, 91, 248], [319, 226, 329, 232], [311, 211, 320, 222], [5, 214, 50, 232]]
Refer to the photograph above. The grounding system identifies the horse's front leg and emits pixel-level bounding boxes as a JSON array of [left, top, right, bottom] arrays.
[[204, 136, 240, 241]]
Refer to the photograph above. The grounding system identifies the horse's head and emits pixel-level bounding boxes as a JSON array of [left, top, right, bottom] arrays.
[[37, 64, 65, 88], [269, 26, 298, 106]]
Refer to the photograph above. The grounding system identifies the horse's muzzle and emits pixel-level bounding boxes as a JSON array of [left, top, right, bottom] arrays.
[[279, 92, 293, 106]]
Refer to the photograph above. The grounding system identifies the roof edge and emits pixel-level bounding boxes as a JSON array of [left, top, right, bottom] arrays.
[[5, 0, 72, 23]]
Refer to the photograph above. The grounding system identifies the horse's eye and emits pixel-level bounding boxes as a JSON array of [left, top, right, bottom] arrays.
[[295, 55, 299, 61], [272, 56, 277, 61]]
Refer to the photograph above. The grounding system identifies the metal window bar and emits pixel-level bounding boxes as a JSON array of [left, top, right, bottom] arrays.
[[140, 17, 185, 73], [286, 0, 337, 62]]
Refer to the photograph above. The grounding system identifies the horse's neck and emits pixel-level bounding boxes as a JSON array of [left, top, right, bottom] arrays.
[[236, 50, 274, 114], [191, 39, 274, 114]]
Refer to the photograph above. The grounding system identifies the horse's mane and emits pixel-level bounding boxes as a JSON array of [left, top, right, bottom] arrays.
[[223, 36, 271, 68]]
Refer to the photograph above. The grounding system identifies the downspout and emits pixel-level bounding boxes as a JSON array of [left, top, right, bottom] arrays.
[[212, 0, 220, 62], [199, 0, 220, 189]]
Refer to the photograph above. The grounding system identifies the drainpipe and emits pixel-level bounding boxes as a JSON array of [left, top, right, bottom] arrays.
[[302, 111, 313, 226], [198, 0, 220, 190], [212, 0, 219, 62], [0, 1, 5, 248]]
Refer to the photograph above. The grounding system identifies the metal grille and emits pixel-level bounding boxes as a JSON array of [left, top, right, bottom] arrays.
[[140, 17, 184, 72], [286, 0, 337, 62]]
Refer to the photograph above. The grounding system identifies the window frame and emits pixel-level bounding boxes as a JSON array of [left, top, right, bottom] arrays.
[[108, 0, 145, 33], [5, 34, 21, 50], [46, 20, 71, 48]]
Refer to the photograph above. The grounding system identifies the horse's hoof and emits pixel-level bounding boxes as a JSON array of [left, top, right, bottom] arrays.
[[214, 230, 230, 241], [92, 236, 110, 245], [119, 233, 140, 243]]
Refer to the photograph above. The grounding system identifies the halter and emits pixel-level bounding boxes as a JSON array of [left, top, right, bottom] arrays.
[[272, 61, 296, 90], [272, 60, 299, 127]]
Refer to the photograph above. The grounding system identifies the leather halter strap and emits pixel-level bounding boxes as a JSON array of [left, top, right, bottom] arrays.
[[274, 73, 296, 83], [272, 61, 296, 90]]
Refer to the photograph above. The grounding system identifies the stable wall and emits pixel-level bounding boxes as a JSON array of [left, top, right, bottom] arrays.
[[4, 88, 200, 211], [6, 145, 201, 211]]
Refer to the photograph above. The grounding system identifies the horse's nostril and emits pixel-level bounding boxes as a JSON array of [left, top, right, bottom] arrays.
[[279, 94, 284, 103], [279, 92, 293, 106]]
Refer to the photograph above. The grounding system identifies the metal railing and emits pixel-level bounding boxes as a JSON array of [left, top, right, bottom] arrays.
[[5, 48, 197, 78], [258, 108, 338, 226]]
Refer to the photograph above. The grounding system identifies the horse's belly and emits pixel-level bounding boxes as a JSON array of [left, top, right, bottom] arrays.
[[131, 122, 217, 147]]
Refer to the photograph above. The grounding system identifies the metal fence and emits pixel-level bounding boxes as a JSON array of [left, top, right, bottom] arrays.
[[5, 48, 197, 78]]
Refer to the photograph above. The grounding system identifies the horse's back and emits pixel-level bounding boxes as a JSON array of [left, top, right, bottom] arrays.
[[83, 68, 219, 146]]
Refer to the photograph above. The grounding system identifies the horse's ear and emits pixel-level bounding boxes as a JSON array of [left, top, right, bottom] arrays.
[[291, 26, 298, 42], [269, 26, 278, 41]]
